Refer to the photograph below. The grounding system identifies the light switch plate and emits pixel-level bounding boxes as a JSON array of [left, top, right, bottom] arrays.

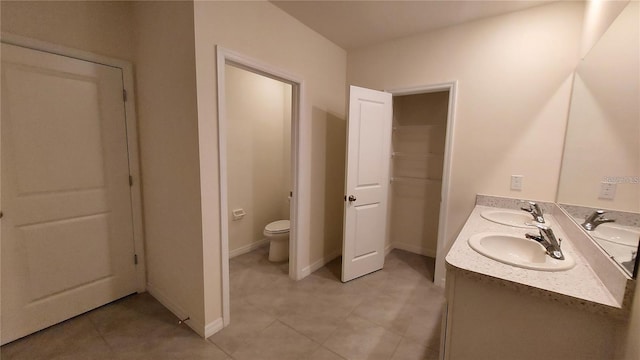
[[511, 175, 523, 191], [599, 182, 616, 200]]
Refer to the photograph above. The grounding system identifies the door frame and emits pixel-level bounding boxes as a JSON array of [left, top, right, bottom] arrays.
[[0, 33, 147, 292], [389, 82, 457, 287], [215, 46, 305, 326]]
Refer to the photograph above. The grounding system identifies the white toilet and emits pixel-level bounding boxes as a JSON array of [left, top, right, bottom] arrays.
[[264, 220, 290, 262]]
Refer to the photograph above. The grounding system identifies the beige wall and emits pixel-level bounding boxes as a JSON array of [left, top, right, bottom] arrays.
[[348, 1, 584, 284], [131, 1, 206, 334], [1, 1, 134, 62], [225, 65, 291, 254], [192, 1, 347, 328], [558, 1, 639, 213], [580, 0, 630, 58]]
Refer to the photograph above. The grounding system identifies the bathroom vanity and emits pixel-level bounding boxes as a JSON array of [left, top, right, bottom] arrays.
[[442, 195, 634, 360]]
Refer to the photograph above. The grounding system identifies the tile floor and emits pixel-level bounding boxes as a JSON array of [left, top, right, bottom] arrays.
[[1, 248, 444, 360]]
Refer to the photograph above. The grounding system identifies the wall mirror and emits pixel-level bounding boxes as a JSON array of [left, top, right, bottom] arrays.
[[557, 1, 639, 278]]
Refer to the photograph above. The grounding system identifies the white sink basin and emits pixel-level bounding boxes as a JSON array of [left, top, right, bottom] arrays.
[[480, 209, 546, 228], [591, 224, 640, 247], [468, 232, 575, 271], [594, 239, 636, 264]]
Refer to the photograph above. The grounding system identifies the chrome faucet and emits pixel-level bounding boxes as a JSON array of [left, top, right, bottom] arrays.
[[525, 224, 565, 260], [581, 210, 615, 231], [521, 201, 545, 223]]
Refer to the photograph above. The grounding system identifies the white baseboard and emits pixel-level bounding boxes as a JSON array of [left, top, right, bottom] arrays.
[[229, 238, 269, 258], [300, 248, 341, 277], [146, 282, 206, 337], [392, 241, 437, 258], [385, 243, 393, 256], [205, 317, 224, 338]]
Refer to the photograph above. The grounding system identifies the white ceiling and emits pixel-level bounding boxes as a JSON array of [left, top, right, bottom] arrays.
[[271, 0, 553, 50]]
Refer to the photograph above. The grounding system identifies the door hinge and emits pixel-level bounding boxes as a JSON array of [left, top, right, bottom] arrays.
[[123, 89, 128, 102], [129, 175, 133, 186], [134, 254, 138, 265]]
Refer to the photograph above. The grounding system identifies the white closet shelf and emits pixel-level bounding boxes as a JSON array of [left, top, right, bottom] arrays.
[[392, 125, 435, 131], [392, 152, 442, 159], [391, 176, 442, 185]]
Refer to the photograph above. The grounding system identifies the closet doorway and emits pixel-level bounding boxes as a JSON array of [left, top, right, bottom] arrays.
[[390, 84, 456, 286], [341, 83, 456, 286], [216, 47, 304, 326]]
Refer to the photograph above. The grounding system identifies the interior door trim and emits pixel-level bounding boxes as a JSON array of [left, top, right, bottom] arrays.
[[215, 46, 306, 328]]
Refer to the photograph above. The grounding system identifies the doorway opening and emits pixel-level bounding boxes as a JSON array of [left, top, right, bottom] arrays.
[[388, 89, 450, 282], [216, 47, 304, 326], [390, 84, 456, 287]]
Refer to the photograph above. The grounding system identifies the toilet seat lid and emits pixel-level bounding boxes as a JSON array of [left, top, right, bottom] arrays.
[[265, 220, 290, 233]]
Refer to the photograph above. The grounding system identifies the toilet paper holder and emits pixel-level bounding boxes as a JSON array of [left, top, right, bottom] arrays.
[[232, 208, 246, 221]]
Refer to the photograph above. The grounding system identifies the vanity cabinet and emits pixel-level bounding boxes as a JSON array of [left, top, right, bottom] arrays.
[[442, 197, 633, 360], [443, 270, 625, 360]]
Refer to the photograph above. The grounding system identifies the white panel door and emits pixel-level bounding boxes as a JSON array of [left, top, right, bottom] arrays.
[[342, 86, 392, 282], [1, 43, 137, 344]]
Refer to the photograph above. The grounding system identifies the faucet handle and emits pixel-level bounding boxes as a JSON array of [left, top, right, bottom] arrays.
[[583, 210, 615, 228], [534, 223, 550, 231], [586, 209, 606, 219], [521, 202, 545, 223], [535, 223, 557, 242], [595, 210, 615, 223], [525, 232, 543, 242], [520, 201, 534, 212]]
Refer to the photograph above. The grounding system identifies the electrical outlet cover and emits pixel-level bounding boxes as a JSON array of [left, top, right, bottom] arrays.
[[599, 182, 616, 200], [511, 175, 523, 191]]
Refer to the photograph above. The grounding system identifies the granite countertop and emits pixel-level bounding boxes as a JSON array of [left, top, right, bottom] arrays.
[[446, 205, 621, 312]]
